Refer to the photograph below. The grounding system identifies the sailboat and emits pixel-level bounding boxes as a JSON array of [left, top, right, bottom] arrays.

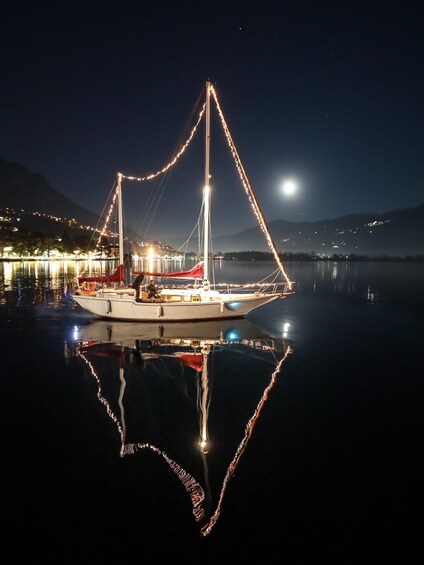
[[69, 318, 293, 536], [72, 81, 294, 322]]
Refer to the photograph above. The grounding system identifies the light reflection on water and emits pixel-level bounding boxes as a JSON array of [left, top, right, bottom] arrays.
[[1, 258, 423, 556], [68, 321, 293, 537], [1, 259, 423, 311]]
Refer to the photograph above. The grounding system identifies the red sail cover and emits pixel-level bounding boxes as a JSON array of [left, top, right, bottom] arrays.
[[132, 262, 204, 279], [175, 353, 204, 372], [78, 265, 124, 284]]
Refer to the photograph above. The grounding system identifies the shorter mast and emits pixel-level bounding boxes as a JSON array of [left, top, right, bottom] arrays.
[[203, 81, 211, 289]]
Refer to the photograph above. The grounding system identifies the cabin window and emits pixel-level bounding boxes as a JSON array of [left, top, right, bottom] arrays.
[[166, 295, 182, 302]]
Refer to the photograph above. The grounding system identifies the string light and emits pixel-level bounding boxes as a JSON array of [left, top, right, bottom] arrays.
[[120, 103, 206, 183], [94, 104, 206, 251], [77, 351, 125, 448], [94, 84, 293, 291], [210, 84, 293, 290], [95, 185, 119, 251], [76, 338, 292, 536], [77, 346, 208, 521], [200, 344, 292, 536]]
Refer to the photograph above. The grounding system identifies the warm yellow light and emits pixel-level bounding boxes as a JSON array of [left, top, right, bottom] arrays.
[[199, 439, 209, 453]]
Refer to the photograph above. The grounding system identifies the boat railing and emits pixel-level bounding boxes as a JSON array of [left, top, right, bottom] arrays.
[[213, 281, 292, 295]]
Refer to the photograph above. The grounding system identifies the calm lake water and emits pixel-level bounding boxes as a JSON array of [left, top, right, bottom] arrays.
[[1, 260, 423, 562]]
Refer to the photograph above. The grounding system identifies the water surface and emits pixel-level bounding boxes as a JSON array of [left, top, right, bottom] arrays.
[[1, 260, 422, 561]]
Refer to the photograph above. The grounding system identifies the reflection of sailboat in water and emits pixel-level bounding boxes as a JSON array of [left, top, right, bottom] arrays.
[[70, 319, 292, 536]]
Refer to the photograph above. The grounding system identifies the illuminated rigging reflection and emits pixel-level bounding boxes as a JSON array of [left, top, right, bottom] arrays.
[[72, 330, 292, 536]]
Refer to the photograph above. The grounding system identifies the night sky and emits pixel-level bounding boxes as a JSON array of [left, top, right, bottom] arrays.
[[1, 1, 422, 241]]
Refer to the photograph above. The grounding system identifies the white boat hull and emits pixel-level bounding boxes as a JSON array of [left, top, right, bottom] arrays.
[[72, 291, 282, 322]]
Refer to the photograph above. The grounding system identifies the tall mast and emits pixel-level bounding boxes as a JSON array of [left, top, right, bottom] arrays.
[[203, 81, 211, 287], [117, 172, 124, 278]]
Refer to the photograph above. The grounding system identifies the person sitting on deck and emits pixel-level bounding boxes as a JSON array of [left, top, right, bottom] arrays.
[[131, 272, 145, 302], [147, 279, 158, 300]]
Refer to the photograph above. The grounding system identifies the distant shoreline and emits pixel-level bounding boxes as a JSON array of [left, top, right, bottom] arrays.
[[1, 253, 423, 263], [218, 252, 424, 262]]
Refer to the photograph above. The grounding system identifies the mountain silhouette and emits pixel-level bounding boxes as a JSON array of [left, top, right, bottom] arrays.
[[0, 158, 99, 226], [208, 205, 424, 256], [0, 158, 141, 241], [1, 158, 423, 256]]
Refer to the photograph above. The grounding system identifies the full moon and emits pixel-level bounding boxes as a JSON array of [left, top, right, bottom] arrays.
[[282, 180, 297, 196]]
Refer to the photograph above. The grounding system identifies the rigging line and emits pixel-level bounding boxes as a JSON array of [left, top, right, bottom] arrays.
[[120, 199, 132, 263], [117, 87, 206, 246], [95, 179, 120, 251], [198, 197, 206, 261], [171, 193, 205, 256], [130, 168, 170, 240], [200, 345, 292, 537], [120, 96, 206, 183], [131, 90, 206, 238], [252, 267, 283, 290], [207, 213, 216, 288], [210, 85, 293, 290], [197, 207, 203, 262], [173, 215, 201, 255]]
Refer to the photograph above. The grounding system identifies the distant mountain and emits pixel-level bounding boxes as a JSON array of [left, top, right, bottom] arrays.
[[0, 159, 99, 227], [209, 205, 424, 256], [0, 158, 140, 241], [1, 158, 423, 256]]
